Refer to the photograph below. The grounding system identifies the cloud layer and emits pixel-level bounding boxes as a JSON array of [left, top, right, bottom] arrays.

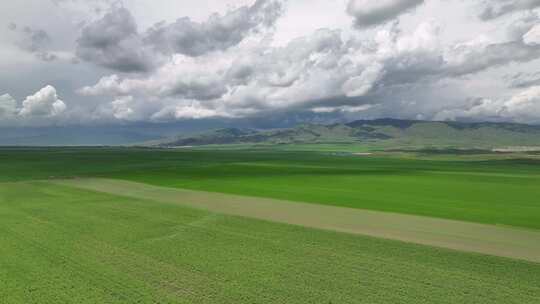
[[478, 0, 540, 20], [79, 11, 540, 123], [145, 0, 283, 57], [75, 0, 283, 73], [9, 24, 58, 62], [434, 86, 540, 123], [2, 0, 540, 127], [76, 7, 155, 73], [0, 94, 17, 118], [347, 0, 425, 27]]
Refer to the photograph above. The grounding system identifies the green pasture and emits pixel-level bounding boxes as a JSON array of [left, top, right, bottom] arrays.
[[1, 147, 540, 229], [1, 182, 539, 303]]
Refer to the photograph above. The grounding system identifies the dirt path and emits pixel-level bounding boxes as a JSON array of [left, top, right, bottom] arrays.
[[54, 178, 540, 263]]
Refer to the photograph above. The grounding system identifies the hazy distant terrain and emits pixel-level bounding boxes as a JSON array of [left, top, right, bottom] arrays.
[[0, 122, 223, 146], [3, 119, 539, 149], [156, 119, 540, 150]]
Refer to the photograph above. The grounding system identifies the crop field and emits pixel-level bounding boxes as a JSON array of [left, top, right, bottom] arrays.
[[1, 147, 540, 303], [1, 181, 540, 303], [53, 178, 540, 262], [2, 148, 540, 229]]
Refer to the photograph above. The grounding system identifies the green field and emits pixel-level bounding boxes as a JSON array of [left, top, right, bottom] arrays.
[[55, 178, 540, 262], [2, 148, 540, 229], [1, 147, 540, 303], [1, 181, 540, 303]]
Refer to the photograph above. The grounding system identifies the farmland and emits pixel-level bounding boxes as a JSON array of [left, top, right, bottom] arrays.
[[1, 147, 540, 303], [1, 181, 540, 303], [2, 148, 540, 229]]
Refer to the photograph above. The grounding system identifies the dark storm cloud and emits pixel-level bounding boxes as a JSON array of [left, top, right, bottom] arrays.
[[75, 7, 155, 73], [347, 0, 425, 27], [144, 0, 283, 57], [478, 0, 540, 20], [75, 0, 283, 73]]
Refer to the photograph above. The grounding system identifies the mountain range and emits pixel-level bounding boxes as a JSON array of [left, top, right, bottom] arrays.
[[155, 119, 540, 150]]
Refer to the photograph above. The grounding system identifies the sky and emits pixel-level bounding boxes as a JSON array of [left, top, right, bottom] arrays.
[[1, 0, 540, 128]]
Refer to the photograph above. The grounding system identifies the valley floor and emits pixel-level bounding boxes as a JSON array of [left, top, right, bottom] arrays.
[[55, 178, 540, 263], [1, 148, 540, 303], [1, 181, 539, 304]]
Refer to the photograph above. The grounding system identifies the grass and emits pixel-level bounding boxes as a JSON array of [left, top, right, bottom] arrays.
[[1, 147, 540, 229], [1, 181, 539, 303], [56, 178, 540, 263]]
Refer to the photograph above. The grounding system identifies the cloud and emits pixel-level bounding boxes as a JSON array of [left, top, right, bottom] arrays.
[[19, 85, 67, 117], [508, 72, 540, 88], [151, 102, 229, 121], [523, 24, 540, 45], [77, 18, 540, 123], [75, 0, 283, 73], [144, 0, 284, 57], [5, 0, 539, 126], [372, 21, 540, 81], [341, 64, 384, 97], [79, 28, 364, 120], [20, 26, 50, 52], [0, 94, 17, 118], [503, 85, 540, 122], [505, 11, 540, 41], [311, 104, 373, 113], [478, 0, 540, 20], [434, 86, 540, 123], [111, 95, 136, 120], [78, 74, 131, 96], [76, 7, 156, 73], [10, 25, 58, 62], [444, 41, 540, 77], [347, 0, 425, 27]]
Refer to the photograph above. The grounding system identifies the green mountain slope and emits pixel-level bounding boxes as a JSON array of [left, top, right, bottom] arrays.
[[156, 119, 540, 150]]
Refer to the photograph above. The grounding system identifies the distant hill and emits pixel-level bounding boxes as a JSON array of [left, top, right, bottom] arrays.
[[156, 119, 540, 150]]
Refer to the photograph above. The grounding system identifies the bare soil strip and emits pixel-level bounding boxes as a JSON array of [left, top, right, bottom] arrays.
[[54, 178, 540, 263]]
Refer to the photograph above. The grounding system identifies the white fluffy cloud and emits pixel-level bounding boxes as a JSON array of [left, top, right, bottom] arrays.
[[342, 64, 384, 97], [152, 102, 229, 121], [434, 86, 540, 123], [0, 86, 68, 126], [523, 24, 540, 45], [312, 104, 373, 114], [111, 96, 136, 120], [503, 86, 540, 121], [19, 85, 67, 117], [347, 0, 425, 27]]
